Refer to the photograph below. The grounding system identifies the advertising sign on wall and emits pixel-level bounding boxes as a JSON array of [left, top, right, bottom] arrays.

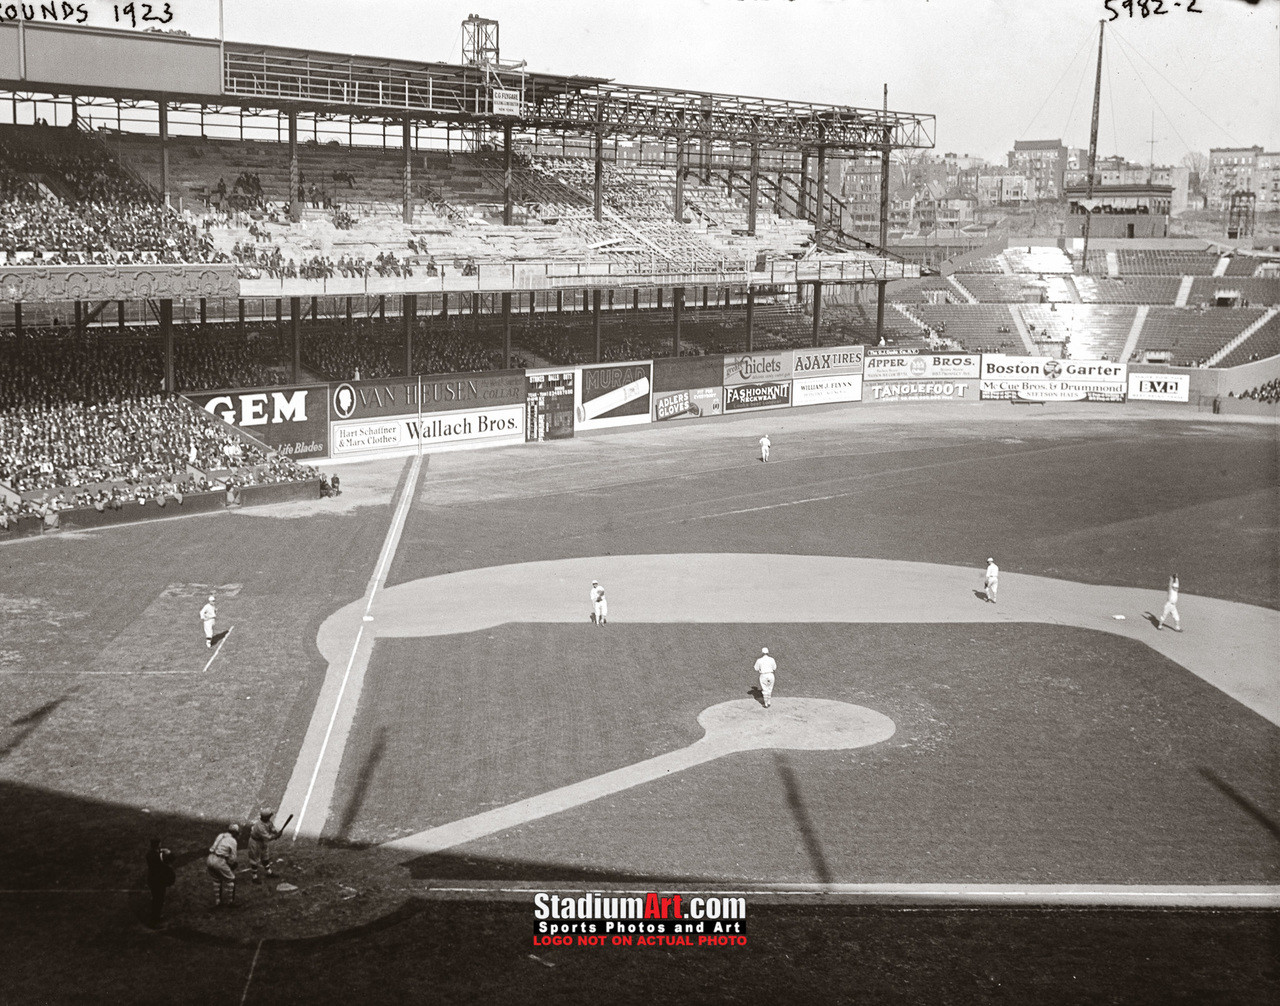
[[330, 373, 525, 422], [724, 382, 792, 412], [864, 381, 977, 403], [526, 369, 576, 442], [864, 353, 980, 382], [575, 361, 653, 430], [190, 385, 329, 460], [1127, 373, 1190, 402], [980, 355, 1127, 402], [653, 387, 722, 421], [723, 352, 792, 386], [791, 375, 864, 407], [331, 405, 525, 457], [788, 346, 865, 377]]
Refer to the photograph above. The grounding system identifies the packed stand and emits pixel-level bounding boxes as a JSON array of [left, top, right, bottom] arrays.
[[0, 126, 225, 264], [1231, 379, 1280, 404]]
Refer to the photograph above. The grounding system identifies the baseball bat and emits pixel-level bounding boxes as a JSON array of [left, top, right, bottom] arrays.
[[278, 813, 293, 834], [576, 375, 650, 423]]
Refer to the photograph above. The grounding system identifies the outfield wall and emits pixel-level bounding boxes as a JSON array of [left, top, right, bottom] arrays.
[[186, 347, 1280, 466]]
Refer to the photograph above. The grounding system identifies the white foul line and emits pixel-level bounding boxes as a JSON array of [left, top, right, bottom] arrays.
[[239, 939, 264, 1006], [202, 626, 234, 673], [289, 454, 421, 841]]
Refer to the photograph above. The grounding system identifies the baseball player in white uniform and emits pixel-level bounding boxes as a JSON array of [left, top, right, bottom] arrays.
[[1158, 574, 1182, 632], [759, 435, 771, 463], [984, 558, 999, 604], [200, 594, 217, 647], [590, 580, 607, 626], [754, 647, 777, 707]]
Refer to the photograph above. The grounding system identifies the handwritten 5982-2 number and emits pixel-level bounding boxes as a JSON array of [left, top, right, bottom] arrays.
[[1104, 0, 1202, 19]]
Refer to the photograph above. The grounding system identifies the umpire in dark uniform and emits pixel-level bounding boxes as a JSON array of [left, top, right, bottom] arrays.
[[146, 838, 176, 928]]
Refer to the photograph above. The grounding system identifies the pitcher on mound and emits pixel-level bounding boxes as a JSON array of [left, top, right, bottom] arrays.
[[754, 647, 777, 708]]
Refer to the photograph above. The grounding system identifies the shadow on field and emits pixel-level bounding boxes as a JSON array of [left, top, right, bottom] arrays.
[[334, 727, 387, 844], [1, 689, 78, 761], [1198, 768, 1280, 843], [773, 752, 833, 884]]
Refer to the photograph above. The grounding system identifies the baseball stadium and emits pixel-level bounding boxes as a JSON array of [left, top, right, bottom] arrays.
[[0, 6, 1277, 1004]]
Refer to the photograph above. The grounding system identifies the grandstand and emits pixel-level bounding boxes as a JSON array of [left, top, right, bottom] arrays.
[[1020, 304, 1136, 361], [1132, 308, 1268, 367], [894, 304, 1024, 354]]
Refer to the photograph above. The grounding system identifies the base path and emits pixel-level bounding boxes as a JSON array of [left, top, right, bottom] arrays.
[[286, 553, 1280, 840]]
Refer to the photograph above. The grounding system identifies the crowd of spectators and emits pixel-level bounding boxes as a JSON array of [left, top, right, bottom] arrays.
[[0, 393, 268, 493], [0, 129, 223, 263], [297, 317, 521, 379], [230, 243, 419, 281], [0, 325, 286, 407], [1231, 379, 1280, 405]]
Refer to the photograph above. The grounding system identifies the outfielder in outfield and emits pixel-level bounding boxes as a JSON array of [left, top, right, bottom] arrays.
[[206, 824, 239, 907], [1158, 575, 1182, 632], [759, 435, 771, 462], [984, 558, 999, 604], [200, 594, 217, 647], [590, 580, 608, 626], [755, 647, 777, 708]]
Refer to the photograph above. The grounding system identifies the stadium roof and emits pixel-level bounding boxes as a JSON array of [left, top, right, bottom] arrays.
[[0, 23, 934, 152]]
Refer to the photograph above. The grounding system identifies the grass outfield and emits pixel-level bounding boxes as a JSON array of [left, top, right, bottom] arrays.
[[335, 623, 1278, 884], [389, 415, 1280, 609]]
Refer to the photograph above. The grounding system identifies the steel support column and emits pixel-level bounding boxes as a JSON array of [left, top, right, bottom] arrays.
[[13, 301, 20, 338], [814, 139, 826, 239], [876, 125, 891, 346], [403, 293, 415, 376], [402, 118, 413, 224], [117, 300, 125, 329], [747, 141, 759, 236], [290, 296, 301, 383], [238, 298, 245, 334], [674, 136, 685, 222], [160, 299, 174, 393], [799, 151, 810, 221], [503, 122, 514, 226], [672, 286, 683, 357], [745, 286, 755, 352], [502, 292, 512, 369], [199, 298, 207, 326], [592, 289, 602, 363], [158, 101, 169, 206], [288, 111, 299, 220], [811, 282, 822, 348], [593, 128, 604, 223]]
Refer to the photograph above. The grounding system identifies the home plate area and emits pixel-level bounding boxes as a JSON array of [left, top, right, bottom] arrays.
[[329, 621, 1279, 886]]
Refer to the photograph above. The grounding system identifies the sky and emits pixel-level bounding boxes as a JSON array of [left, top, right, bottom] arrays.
[[92, 0, 1280, 164]]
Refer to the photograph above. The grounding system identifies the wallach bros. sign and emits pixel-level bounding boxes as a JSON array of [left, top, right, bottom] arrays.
[[332, 405, 524, 456], [980, 355, 1127, 403]]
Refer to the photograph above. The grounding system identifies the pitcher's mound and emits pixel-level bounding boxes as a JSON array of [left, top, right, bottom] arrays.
[[697, 698, 896, 752]]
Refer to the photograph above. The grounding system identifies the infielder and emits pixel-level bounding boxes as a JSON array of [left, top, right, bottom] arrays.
[[759, 435, 771, 462], [206, 823, 239, 907], [590, 580, 608, 626], [248, 808, 282, 884], [1158, 574, 1182, 632], [754, 647, 777, 708], [984, 558, 999, 604], [200, 594, 217, 647]]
